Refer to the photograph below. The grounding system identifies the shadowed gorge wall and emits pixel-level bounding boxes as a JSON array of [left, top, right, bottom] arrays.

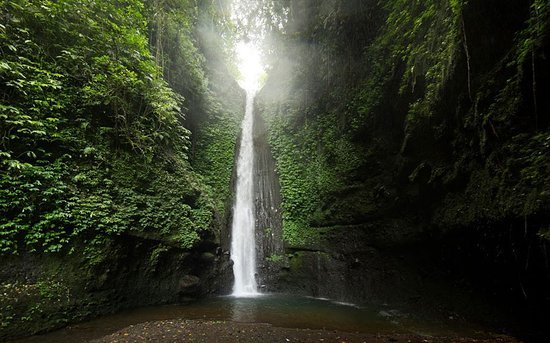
[[253, 101, 284, 289], [258, 0, 550, 336]]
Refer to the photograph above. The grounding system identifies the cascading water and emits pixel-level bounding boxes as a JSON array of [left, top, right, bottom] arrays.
[[231, 90, 259, 296]]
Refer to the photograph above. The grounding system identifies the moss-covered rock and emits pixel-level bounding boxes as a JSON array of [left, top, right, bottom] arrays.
[[0, 233, 232, 340]]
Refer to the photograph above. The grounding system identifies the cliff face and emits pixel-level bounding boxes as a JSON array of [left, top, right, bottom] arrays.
[[0, 234, 231, 339], [253, 103, 285, 289], [0, 0, 241, 339], [258, 0, 550, 334]]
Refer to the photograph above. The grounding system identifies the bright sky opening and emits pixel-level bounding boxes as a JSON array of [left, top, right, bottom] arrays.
[[236, 41, 265, 93]]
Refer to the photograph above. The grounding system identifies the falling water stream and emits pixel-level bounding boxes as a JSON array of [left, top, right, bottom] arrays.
[[230, 90, 259, 296]]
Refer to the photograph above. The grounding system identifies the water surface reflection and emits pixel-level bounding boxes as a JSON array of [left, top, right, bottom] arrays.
[[14, 294, 491, 343]]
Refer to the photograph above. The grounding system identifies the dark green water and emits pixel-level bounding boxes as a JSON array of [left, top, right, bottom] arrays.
[[14, 294, 493, 342]]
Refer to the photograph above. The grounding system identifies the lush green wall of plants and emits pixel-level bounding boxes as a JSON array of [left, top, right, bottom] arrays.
[[0, 0, 241, 255], [0, 0, 242, 337], [260, 0, 550, 245]]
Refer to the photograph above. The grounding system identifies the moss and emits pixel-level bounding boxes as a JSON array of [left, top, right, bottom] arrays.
[[148, 245, 169, 272], [193, 109, 242, 213], [0, 280, 72, 337], [282, 221, 320, 249], [540, 227, 550, 242], [266, 254, 285, 263], [261, 0, 550, 250], [200, 252, 216, 263], [288, 253, 304, 270]]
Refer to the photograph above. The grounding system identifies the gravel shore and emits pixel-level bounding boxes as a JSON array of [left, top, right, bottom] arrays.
[[91, 319, 518, 343]]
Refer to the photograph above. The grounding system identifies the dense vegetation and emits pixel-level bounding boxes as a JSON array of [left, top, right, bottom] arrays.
[[261, 0, 550, 250], [0, 0, 241, 338], [1, 0, 549, 339], [1, 0, 204, 254], [259, 0, 550, 331]]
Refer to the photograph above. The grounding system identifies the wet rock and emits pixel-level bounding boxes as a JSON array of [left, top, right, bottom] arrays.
[[0, 233, 232, 341], [179, 275, 200, 295], [252, 105, 284, 289], [200, 252, 216, 263]]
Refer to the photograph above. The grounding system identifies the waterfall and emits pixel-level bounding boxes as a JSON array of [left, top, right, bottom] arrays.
[[231, 90, 259, 296]]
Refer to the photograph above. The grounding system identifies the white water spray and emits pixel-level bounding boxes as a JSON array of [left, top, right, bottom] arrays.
[[231, 90, 259, 296], [230, 39, 264, 297]]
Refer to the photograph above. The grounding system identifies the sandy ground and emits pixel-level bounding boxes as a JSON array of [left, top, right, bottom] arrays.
[[90, 319, 519, 343]]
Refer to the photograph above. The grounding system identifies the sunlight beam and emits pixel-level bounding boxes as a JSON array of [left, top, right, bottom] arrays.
[[236, 41, 265, 93]]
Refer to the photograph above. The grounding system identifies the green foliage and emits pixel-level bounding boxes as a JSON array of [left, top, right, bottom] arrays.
[[269, 115, 317, 222], [281, 220, 320, 248], [262, 0, 461, 242], [147, 0, 209, 107], [264, 70, 370, 243], [145, 0, 242, 215], [0, 279, 73, 335], [0, 161, 69, 254], [265, 254, 284, 263], [438, 132, 550, 226], [353, 0, 461, 131], [511, 133, 550, 214], [517, 0, 550, 65], [193, 111, 241, 210], [0, 0, 219, 255], [0, 0, 237, 339], [263, 0, 550, 247], [434, 0, 550, 228]]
